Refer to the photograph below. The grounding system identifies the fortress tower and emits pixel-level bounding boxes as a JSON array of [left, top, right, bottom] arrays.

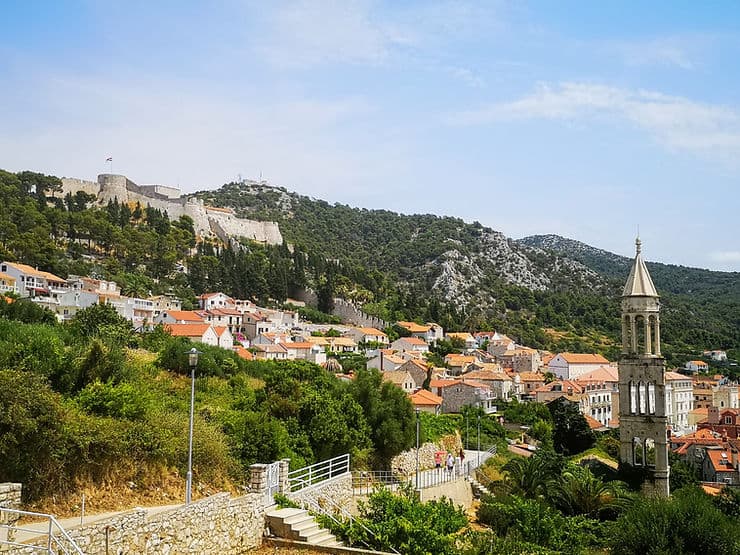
[[618, 238, 669, 495]]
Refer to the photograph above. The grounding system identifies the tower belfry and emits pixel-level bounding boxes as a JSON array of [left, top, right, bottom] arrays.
[[618, 238, 670, 495]]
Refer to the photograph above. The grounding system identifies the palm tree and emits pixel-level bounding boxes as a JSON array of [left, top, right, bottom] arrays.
[[501, 455, 559, 499], [551, 467, 631, 518]]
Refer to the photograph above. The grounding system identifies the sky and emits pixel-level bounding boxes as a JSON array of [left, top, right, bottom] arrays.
[[1, 1, 739, 271]]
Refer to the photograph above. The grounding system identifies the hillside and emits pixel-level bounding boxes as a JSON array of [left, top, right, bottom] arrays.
[[518, 234, 740, 299], [195, 181, 739, 361], [0, 168, 736, 361]]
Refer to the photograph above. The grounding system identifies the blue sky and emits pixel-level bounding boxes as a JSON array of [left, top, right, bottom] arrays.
[[1, 1, 739, 271]]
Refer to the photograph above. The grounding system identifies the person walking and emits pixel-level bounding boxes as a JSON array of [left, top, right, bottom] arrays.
[[458, 448, 465, 476], [446, 452, 454, 476]]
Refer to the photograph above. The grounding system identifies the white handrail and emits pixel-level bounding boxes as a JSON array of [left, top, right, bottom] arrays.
[[287, 453, 350, 492], [0, 508, 84, 554]]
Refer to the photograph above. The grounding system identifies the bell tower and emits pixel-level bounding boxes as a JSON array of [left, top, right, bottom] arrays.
[[618, 238, 669, 496]]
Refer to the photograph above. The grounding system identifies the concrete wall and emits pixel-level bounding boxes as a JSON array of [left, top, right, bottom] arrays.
[[17, 492, 266, 555]]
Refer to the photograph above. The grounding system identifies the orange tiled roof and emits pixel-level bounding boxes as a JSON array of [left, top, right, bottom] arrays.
[[706, 450, 736, 472], [557, 353, 610, 364], [355, 327, 387, 336], [213, 326, 229, 336], [164, 323, 212, 337], [163, 310, 205, 322], [3, 262, 66, 283], [518, 372, 545, 382], [396, 321, 430, 333], [397, 337, 428, 346], [665, 371, 690, 380], [576, 365, 619, 382], [410, 389, 443, 406], [234, 346, 254, 360], [584, 414, 606, 430]]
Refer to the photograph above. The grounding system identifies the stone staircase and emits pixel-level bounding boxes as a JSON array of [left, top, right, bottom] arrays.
[[266, 507, 342, 547], [468, 476, 492, 499]]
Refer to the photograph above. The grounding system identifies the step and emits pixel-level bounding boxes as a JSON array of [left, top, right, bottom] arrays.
[[309, 531, 339, 546], [293, 522, 321, 541], [299, 526, 330, 542]]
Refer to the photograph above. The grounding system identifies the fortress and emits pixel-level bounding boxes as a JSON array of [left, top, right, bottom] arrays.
[[61, 174, 283, 245]]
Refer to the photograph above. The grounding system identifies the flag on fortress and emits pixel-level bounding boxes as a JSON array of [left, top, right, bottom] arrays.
[[105, 156, 112, 162]]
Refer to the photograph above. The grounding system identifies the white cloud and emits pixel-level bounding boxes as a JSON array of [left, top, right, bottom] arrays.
[[448, 82, 740, 161]]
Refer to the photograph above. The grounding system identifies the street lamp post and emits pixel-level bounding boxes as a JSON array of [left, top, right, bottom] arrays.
[[465, 409, 469, 450], [415, 408, 420, 491], [477, 405, 481, 468], [185, 347, 201, 505]]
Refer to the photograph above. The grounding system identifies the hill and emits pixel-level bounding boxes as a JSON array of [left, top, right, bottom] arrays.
[[0, 168, 736, 361], [195, 181, 739, 361]]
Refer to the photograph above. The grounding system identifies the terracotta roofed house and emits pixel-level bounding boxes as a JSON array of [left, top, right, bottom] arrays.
[[165, 323, 219, 346], [409, 389, 443, 414], [548, 352, 610, 380]]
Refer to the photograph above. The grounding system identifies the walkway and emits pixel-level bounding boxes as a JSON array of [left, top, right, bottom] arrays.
[[9, 503, 182, 545]]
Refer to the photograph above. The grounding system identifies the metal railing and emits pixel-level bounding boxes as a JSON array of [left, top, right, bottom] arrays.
[[287, 453, 350, 492], [351, 471, 405, 496], [299, 489, 400, 555], [0, 508, 84, 555]]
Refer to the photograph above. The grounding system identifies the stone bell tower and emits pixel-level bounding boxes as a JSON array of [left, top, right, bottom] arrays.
[[618, 238, 670, 496]]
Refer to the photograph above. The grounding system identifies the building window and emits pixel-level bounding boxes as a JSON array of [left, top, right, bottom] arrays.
[[725, 416, 733, 425]]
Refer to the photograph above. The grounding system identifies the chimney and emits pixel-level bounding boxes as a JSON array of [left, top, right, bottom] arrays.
[[731, 449, 738, 470], [708, 406, 720, 425]]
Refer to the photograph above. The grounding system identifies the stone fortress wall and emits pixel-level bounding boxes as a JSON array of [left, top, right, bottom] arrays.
[[61, 174, 283, 245]]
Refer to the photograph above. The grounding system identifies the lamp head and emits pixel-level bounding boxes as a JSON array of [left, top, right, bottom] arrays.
[[188, 347, 201, 368]]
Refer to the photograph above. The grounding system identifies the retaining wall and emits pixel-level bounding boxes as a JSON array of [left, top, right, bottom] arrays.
[[15, 492, 265, 555]]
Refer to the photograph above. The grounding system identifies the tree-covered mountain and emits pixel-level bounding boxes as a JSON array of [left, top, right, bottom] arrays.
[[0, 168, 736, 364], [195, 181, 739, 362]]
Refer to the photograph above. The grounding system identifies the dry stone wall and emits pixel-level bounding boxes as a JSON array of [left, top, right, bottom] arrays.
[[391, 435, 463, 476], [14, 493, 266, 555], [286, 474, 353, 514]]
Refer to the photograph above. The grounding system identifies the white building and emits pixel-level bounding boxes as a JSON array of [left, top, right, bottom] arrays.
[[665, 371, 694, 434], [549, 352, 610, 380]]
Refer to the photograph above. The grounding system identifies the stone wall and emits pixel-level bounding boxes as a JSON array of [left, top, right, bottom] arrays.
[[15, 492, 266, 555], [59, 173, 283, 246], [60, 178, 100, 197], [0, 483, 22, 539], [286, 473, 353, 514], [391, 436, 463, 476], [331, 298, 388, 330]]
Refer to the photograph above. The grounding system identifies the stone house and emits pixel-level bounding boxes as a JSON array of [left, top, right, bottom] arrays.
[[430, 379, 497, 414], [381, 370, 419, 393], [702, 447, 740, 485], [397, 359, 430, 389], [409, 389, 443, 414], [462, 369, 514, 401], [367, 350, 405, 371]]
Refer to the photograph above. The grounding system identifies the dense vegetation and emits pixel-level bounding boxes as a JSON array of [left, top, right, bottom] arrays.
[[0, 301, 415, 504], [197, 180, 739, 365]]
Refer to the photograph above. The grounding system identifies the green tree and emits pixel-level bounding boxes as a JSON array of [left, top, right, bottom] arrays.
[[547, 397, 595, 455], [610, 486, 740, 555], [350, 369, 415, 465]]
